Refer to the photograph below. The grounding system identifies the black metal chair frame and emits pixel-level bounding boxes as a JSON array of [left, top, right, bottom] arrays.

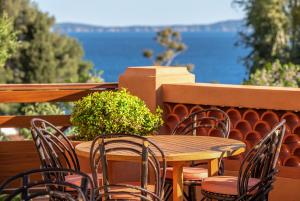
[[89, 134, 166, 201], [165, 108, 231, 201], [0, 168, 94, 201], [201, 119, 286, 201], [172, 108, 230, 138], [31, 118, 80, 171]]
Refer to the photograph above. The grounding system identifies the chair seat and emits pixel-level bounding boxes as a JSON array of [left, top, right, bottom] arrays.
[[65, 173, 102, 187], [101, 182, 155, 200], [201, 176, 260, 195], [166, 167, 208, 181]]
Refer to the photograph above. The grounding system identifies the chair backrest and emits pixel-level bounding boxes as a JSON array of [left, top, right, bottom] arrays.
[[237, 119, 286, 200], [31, 118, 80, 171], [90, 134, 166, 201], [172, 108, 230, 138], [0, 168, 94, 201]]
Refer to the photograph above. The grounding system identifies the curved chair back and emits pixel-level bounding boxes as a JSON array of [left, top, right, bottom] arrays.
[[31, 118, 80, 171], [0, 168, 94, 201], [237, 119, 286, 200], [172, 108, 230, 138], [90, 134, 166, 201]]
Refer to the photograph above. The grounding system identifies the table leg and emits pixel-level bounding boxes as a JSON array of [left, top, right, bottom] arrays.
[[172, 162, 184, 201], [208, 158, 219, 176]]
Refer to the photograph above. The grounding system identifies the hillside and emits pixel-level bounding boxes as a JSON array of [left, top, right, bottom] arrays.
[[53, 19, 245, 33]]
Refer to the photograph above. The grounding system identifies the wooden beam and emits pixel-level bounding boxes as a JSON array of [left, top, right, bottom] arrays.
[[0, 115, 71, 128]]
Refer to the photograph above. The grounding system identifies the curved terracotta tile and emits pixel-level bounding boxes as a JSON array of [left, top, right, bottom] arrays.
[[242, 109, 260, 128], [284, 134, 300, 144], [261, 110, 279, 128], [253, 120, 271, 137], [235, 120, 252, 135], [279, 144, 291, 164], [244, 140, 253, 150], [245, 131, 262, 146], [284, 156, 300, 167], [284, 134, 300, 152], [165, 114, 180, 132], [196, 127, 210, 136], [285, 126, 292, 136], [228, 129, 244, 141], [207, 108, 224, 120], [226, 108, 242, 128], [292, 146, 300, 158], [173, 104, 189, 120], [164, 103, 173, 115], [293, 125, 300, 137], [189, 105, 204, 114], [281, 112, 300, 131], [208, 128, 224, 138]]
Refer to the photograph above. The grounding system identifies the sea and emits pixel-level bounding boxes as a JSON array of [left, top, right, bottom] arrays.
[[68, 32, 249, 84]]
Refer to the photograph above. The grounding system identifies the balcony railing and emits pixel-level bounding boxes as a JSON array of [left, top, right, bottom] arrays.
[[0, 83, 118, 128], [0, 83, 118, 182]]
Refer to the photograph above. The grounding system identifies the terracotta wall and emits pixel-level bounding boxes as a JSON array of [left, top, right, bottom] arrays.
[[163, 103, 300, 175], [162, 83, 300, 201]]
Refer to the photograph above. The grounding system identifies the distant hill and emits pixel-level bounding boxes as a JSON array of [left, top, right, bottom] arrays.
[[53, 19, 245, 33]]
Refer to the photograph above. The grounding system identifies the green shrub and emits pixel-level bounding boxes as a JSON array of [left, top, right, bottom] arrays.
[[70, 89, 163, 140]]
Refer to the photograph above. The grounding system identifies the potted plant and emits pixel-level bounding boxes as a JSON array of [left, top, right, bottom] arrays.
[[70, 89, 163, 141]]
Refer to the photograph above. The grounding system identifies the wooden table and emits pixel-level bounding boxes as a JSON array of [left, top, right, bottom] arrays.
[[75, 135, 245, 201]]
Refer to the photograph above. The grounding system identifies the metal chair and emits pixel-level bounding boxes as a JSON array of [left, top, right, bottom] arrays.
[[31, 118, 80, 170], [0, 168, 94, 201], [30, 118, 101, 191], [201, 119, 286, 201], [89, 134, 166, 201], [165, 108, 231, 201]]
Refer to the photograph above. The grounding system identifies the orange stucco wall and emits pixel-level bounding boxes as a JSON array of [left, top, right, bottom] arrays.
[[118, 66, 300, 201]]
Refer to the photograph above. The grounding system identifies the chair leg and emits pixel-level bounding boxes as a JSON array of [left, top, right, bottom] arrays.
[[164, 183, 172, 201], [188, 185, 197, 201], [183, 190, 190, 201]]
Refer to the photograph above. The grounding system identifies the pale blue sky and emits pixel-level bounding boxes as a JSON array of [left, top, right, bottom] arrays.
[[32, 0, 244, 26]]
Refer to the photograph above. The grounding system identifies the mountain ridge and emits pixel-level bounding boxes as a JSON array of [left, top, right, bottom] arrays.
[[53, 19, 245, 33]]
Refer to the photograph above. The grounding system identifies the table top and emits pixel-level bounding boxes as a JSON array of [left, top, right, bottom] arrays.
[[75, 135, 245, 162]]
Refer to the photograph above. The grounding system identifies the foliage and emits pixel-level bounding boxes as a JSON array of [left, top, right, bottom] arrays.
[[70, 89, 163, 140], [143, 28, 194, 72], [290, 0, 300, 64], [86, 69, 104, 83], [0, 0, 104, 126], [234, 0, 290, 74], [246, 60, 300, 87], [19, 103, 65, 139], [21, 103, 65, 115], [0, 0, 95, 83], [0, 13, 18, 71]]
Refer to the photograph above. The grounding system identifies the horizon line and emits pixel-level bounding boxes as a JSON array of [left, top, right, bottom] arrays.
[[55, 18, 244, 27]]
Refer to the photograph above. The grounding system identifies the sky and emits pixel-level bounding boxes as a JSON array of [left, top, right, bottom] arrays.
[[32, 0, 244, 26]]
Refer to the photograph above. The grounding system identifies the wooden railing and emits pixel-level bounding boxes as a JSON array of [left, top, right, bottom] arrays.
[[0, 83, 118, 183], [0, 83, 118, 128]]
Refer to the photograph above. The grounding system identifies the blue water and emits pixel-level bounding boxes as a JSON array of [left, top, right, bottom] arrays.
[[68, 32, 248, 84]]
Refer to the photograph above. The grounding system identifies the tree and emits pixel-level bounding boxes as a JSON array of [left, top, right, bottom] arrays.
[[234, 0, 290, 74], [0, 0, 103, 138], [0, 13, 18, 83], [0, 0, 94, 84], [143, 28, 194, 71], [246, 60, 300, 87], [289, 0, 300, 64]]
